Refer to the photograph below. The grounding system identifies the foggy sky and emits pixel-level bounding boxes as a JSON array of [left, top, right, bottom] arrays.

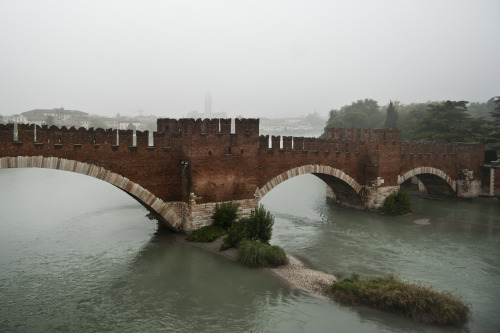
[[1, 0, 499, 119]]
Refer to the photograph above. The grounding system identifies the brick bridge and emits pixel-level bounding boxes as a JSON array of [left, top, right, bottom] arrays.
[[0, 118, 487, 232]]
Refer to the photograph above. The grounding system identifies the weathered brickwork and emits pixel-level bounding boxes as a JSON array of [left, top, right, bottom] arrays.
[[0, 120, 486, 232]]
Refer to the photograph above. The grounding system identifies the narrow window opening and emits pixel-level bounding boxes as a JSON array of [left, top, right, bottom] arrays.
[[13, 122, 18, 141], [231, 118, 235, 134], [148, 131, 154, 146]]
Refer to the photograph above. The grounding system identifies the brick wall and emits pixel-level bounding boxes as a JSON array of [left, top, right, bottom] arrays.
[[0, 121, 488, 231]]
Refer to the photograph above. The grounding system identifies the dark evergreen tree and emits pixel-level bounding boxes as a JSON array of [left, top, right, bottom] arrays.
[[488, 96, 500, 151], [409, 100, 480, 142], [489, 97, 500, 136], [384, 100, 398, 128]]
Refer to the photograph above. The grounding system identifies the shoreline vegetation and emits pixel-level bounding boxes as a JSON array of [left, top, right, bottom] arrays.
[[329, 274, 470, 327], [181, 202, 470, 327]]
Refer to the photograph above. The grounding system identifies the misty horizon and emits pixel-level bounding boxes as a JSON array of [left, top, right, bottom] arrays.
[[1, 0, 499, 119]]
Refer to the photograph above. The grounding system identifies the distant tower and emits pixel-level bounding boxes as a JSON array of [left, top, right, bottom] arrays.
[[205, 92, 212, 116]]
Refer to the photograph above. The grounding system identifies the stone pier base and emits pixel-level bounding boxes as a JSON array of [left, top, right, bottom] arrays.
[[363, 186, 399, 210], [182, 197, 259, 233], [456, 179, 482, 198], [326, 185, 399, 210]]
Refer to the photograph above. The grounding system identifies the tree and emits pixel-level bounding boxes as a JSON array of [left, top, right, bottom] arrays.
[[127, 122, 136, 130], [488, 96, 500, 151], [409, 100, 479, 142], [468, 97, 497, 121], [322, 99, 384, 137], [397, 102, 429, 140], [384, 101, 398, 128]]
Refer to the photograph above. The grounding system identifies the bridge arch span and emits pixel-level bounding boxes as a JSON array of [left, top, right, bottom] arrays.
[[0, 156, 183, 230], [398, 167, 456, 196], [255, 164, 364, 207]]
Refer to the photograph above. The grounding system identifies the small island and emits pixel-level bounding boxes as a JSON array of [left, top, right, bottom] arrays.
[[186, 201, 470, 327]]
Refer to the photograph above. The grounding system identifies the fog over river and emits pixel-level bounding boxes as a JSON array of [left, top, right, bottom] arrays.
[[1, 168, 499, 332]]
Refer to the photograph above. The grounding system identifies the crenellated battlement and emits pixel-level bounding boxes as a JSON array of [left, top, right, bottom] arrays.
[[326, 127, 401, 142], [0, 122, 481, 157], [401, 141, 483, 155], [0, 118, 486, 232], [156, 118, 259, 138]]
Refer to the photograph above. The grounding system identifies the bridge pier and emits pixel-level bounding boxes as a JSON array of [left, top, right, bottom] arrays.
[[326, 183, 399, 210], [181, 195, 259, 232], [456, 179, 482, 198], [362, 185, 400, 210]]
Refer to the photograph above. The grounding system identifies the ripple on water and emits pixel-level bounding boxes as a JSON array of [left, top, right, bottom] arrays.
[[413, 218, 431, 225]]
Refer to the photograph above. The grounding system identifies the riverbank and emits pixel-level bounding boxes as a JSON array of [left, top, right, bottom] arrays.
[[170, 233, 336, 298]]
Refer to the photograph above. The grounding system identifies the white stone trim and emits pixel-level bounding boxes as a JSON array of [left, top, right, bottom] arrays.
[[0, 156, 183, 231], [255, 164, 362, 199], [398, 167, 456, 192]]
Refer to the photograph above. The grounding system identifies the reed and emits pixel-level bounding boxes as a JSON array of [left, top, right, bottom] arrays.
[[186, 225, 226, 242], [237, 240, 288, 268], [329, 273, 470, 326]]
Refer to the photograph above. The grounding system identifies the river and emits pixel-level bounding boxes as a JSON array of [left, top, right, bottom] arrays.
[[0, 168, 499, 332]]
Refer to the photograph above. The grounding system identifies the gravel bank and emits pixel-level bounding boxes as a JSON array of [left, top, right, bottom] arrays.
[[172, 234, 337, 298]]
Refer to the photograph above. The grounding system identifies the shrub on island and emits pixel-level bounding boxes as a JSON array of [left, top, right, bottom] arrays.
[[220, 205, 288, 267], [212, 201, 239, 229], [186, 225, 226, 242], [237, 239, 288, 268], [379, 189, 412, 215], [220, 204, 274, 250], [187, 201, 239, 243], [328, 273, 470, 326]]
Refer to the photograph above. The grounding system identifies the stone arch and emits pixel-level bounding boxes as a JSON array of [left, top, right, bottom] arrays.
[[0, 156, 183, 230], [398, 167, 456, 195], [255, 164, 363, 204]]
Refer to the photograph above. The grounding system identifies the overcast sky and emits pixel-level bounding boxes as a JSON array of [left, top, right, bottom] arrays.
[[1, 0, 499, 119]]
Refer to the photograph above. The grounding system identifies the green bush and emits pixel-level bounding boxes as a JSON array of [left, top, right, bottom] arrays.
[[219, 205, 275, 250], [213, 201, 239, 229], [329, 273, 470, 326], [186, 225, 226, 242], [380, 189, 412, 215], [245, 204, 274, 243], [220, 218, 248, 250], [236, 239, 288, 268]]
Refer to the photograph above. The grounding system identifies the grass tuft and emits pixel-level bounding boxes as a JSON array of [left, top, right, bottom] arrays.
[[186, 225, 226, 242], [329, 273, 470, 326], [237, 239, 288, 268]]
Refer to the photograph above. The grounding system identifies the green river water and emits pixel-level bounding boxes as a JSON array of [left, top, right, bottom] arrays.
[[1, 168, 499, 332]]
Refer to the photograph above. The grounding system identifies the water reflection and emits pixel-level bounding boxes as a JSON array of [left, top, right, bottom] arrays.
[[1, 169, 499, 332]]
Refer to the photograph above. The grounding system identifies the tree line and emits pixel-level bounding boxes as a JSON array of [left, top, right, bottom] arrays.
[[321, 97, 500, 153]]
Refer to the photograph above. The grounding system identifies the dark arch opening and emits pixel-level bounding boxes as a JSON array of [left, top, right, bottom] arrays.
[[401, 174, 456, 197], [313, 173, 364, 208]]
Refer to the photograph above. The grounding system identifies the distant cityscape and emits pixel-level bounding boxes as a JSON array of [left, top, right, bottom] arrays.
[[0, 94, 326, 137]]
